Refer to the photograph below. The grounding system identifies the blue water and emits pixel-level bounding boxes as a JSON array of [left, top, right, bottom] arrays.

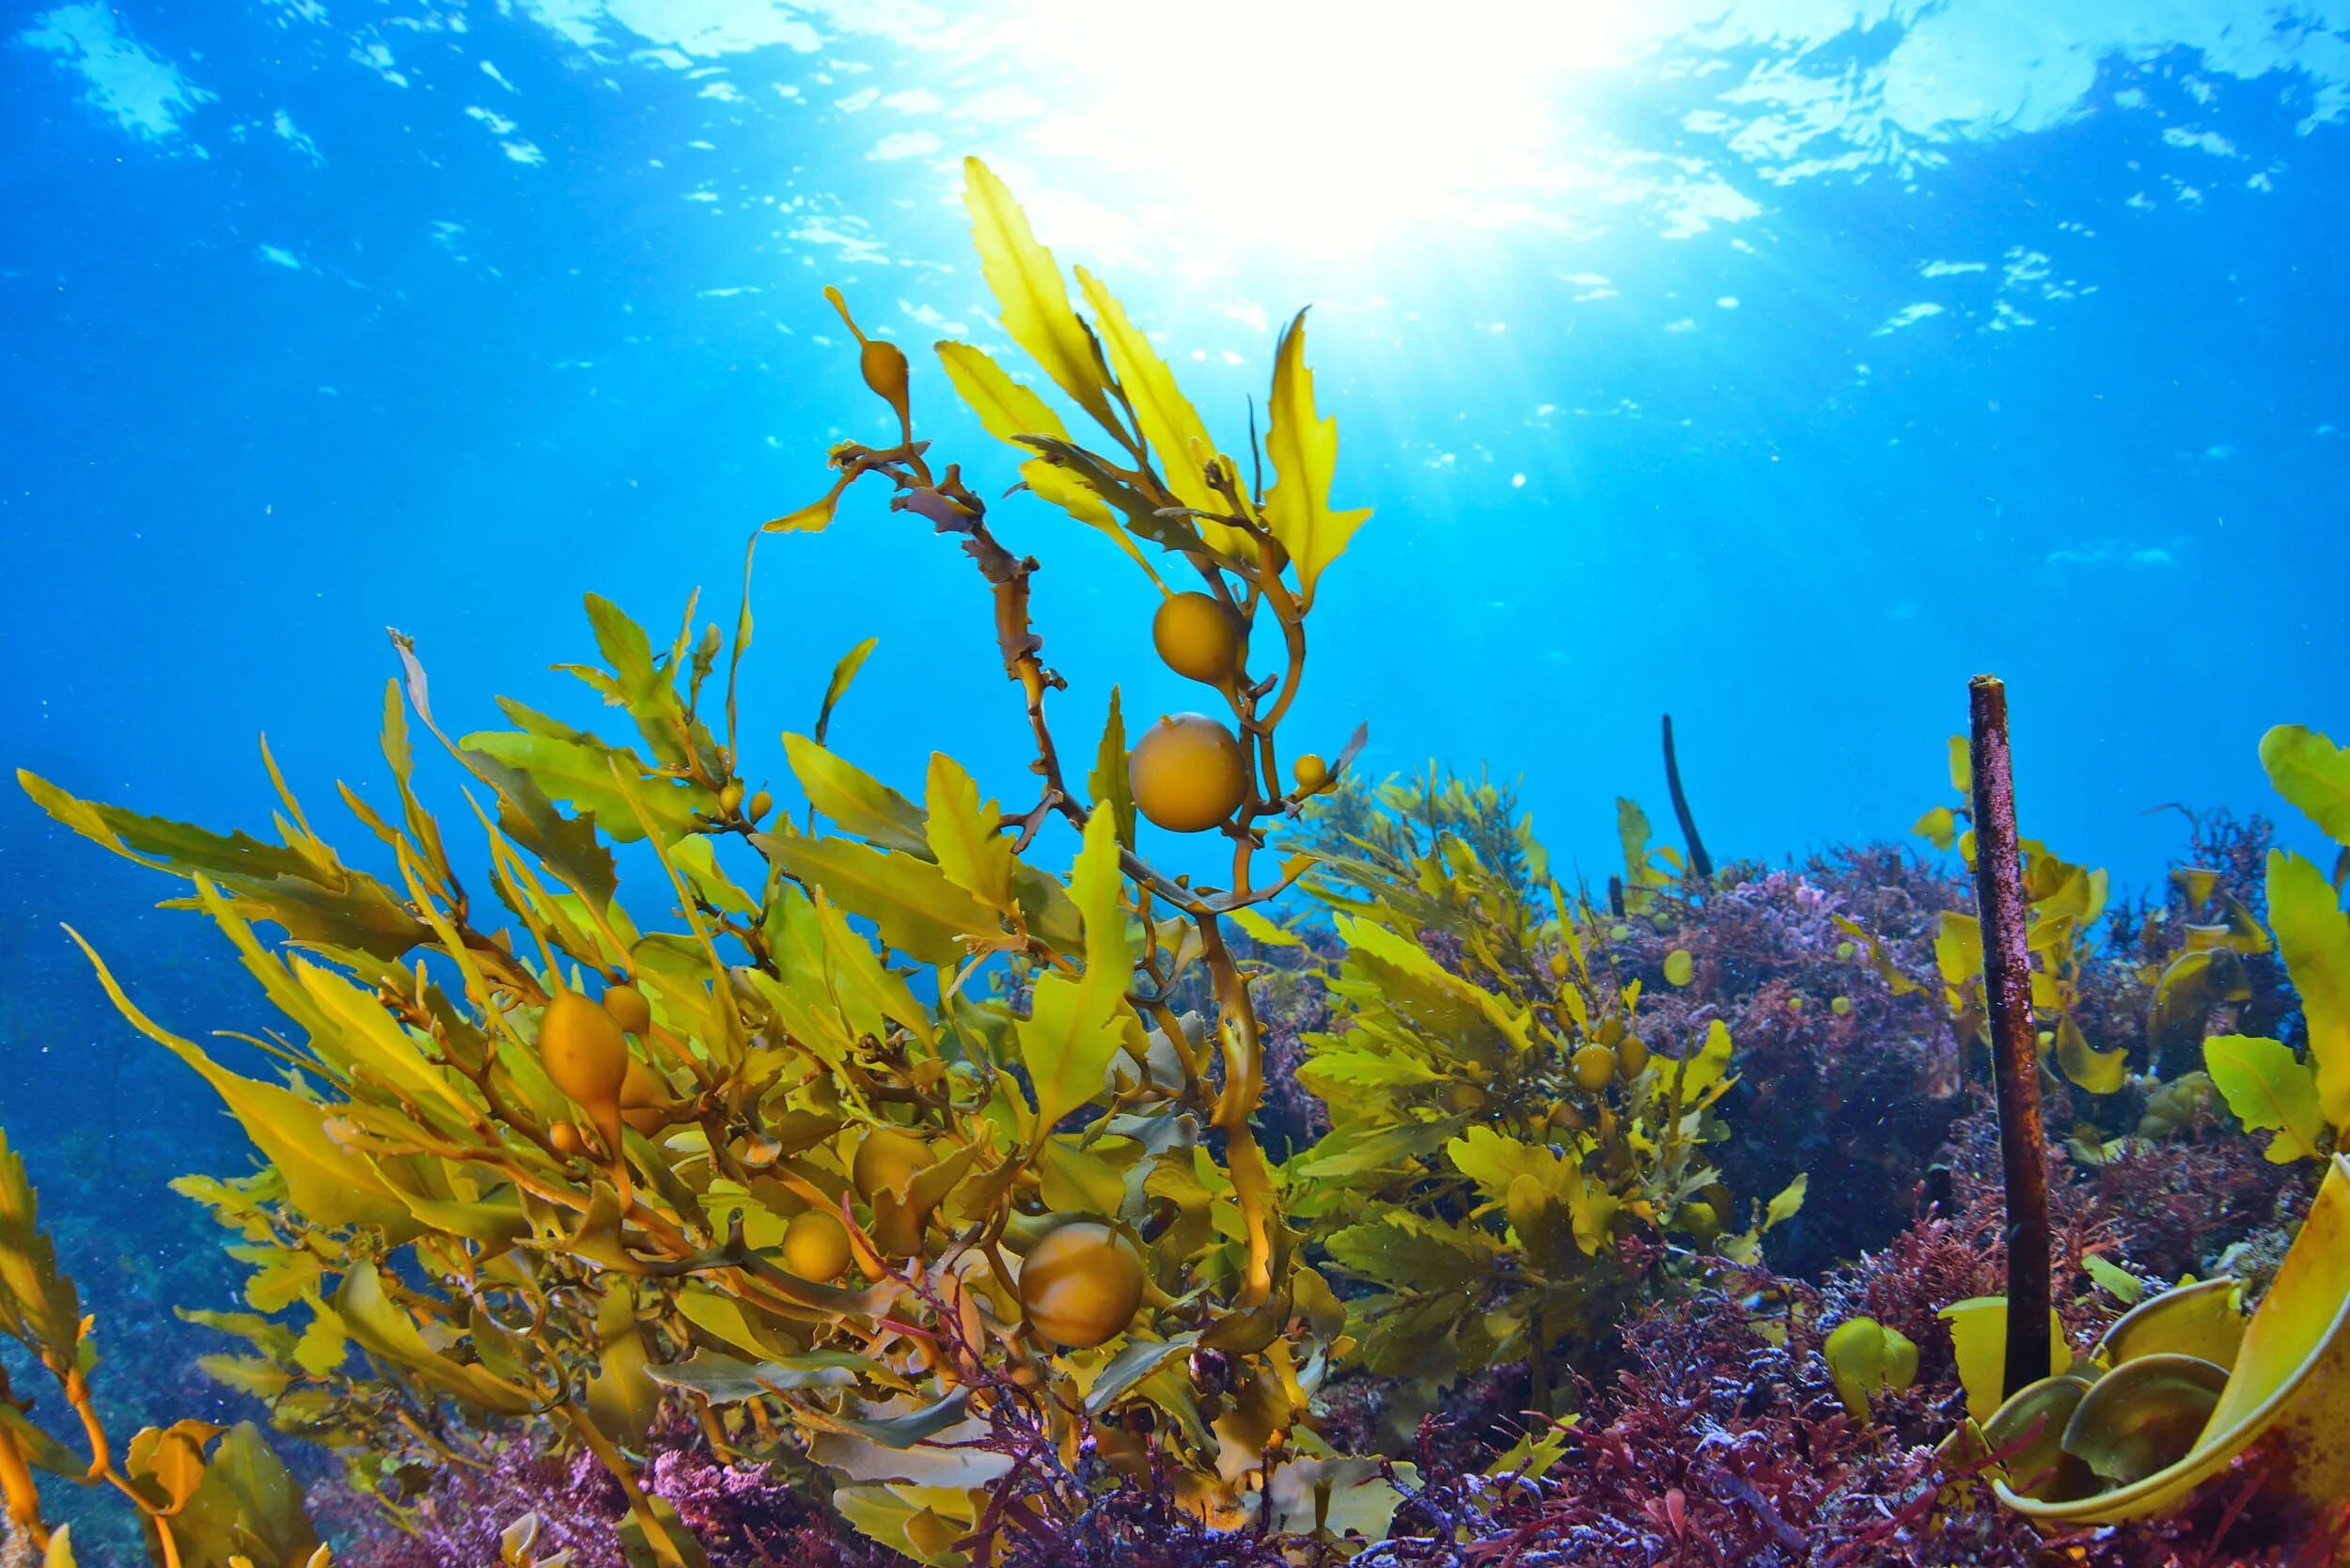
[[2, 0, 2346, 1495], [8, 4, 2347, 902]]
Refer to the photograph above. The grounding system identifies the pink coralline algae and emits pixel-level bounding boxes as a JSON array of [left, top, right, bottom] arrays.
[[311, 805, 2341, 1567], [1612, 845, 1974, 1276], [322, 1426, 892, 1568]]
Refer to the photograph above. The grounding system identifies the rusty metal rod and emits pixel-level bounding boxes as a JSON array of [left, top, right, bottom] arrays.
[[1968, 674, 2052, 1399]]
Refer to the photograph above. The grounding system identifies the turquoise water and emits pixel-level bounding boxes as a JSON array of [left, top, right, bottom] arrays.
[[2, 0, 2346, 1545]]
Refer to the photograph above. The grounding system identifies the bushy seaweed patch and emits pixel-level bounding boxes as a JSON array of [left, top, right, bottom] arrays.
[[1609, 846, 1973, 1276]]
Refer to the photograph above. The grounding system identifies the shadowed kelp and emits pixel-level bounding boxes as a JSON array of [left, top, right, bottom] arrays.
[[0, 1127, 331, 1566]]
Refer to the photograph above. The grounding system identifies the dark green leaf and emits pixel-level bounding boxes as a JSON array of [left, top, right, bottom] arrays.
[[647, 1350, 870, 1403]]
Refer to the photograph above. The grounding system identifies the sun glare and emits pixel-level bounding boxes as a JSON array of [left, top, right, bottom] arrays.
[[988, 0, 1635, 265]]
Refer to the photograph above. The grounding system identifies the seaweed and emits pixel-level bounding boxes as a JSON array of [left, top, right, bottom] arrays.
[[12, 149, 2350, 1567], [1281, 771, 1802, 1425], [17, 158, 1396, 1565], [0, 1128, 329, 1566], [2195, 728, 2350, 1168], [1617, 844, 1970, 1276]]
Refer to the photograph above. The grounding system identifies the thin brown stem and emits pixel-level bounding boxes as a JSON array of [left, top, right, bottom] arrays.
[[1197, 917, 1275, 1306], [1967, 674, 2052, 1400]]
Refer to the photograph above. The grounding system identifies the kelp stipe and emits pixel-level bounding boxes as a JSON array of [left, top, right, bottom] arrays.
[[1966, 676, 2056, 1403]]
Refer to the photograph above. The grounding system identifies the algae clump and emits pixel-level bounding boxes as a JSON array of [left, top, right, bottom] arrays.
[[16, 156, 1399, 1565]]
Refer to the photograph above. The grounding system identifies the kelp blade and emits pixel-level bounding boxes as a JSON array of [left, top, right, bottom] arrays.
[[1997, 1152, 2350, 1523]]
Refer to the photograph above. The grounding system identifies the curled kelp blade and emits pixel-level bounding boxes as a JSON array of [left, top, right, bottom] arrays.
[[1980, 1374, 2098, 1503], [1998, 1152, 2350, 1525], [1941, 1295, 2072, 1423], [2060, 1353, 2228, 1485], [2092, 1275, 2246, 1372]]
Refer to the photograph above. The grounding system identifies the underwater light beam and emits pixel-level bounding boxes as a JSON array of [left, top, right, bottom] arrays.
[[1004, 0, 1621, 261]]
